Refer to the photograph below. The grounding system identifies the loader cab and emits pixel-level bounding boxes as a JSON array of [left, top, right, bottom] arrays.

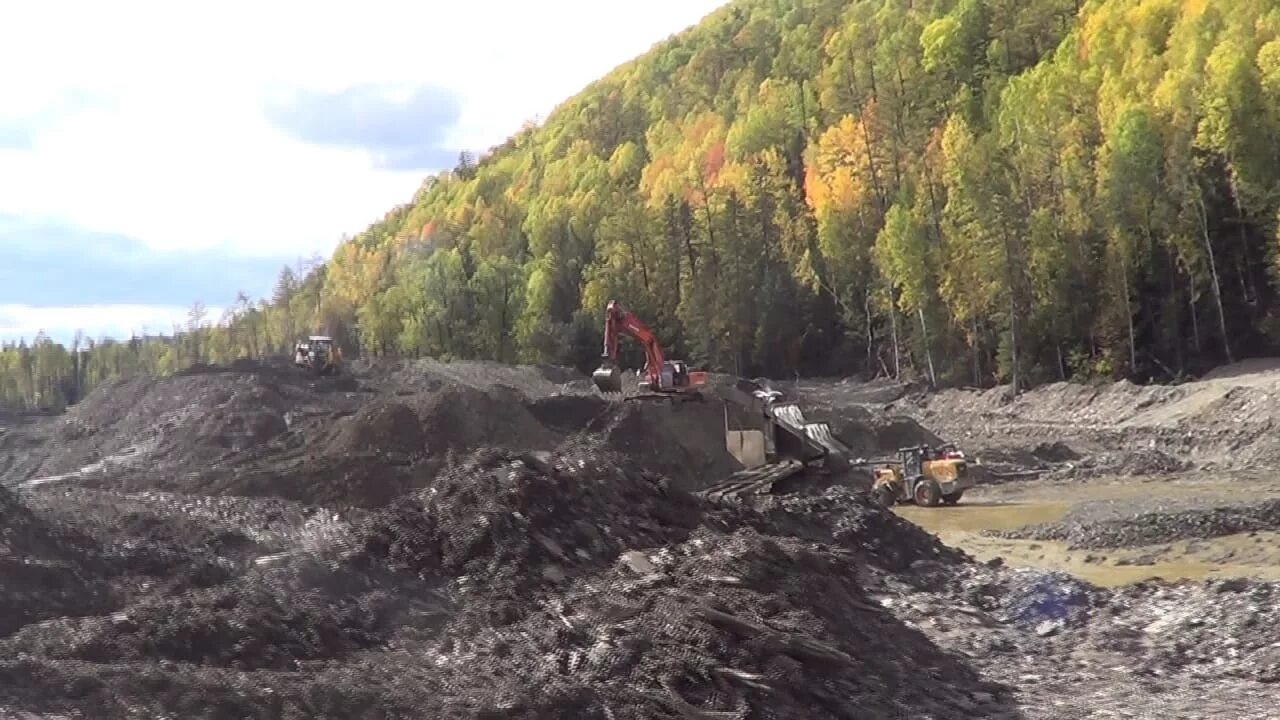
[[900, 445, 925, 481], [308, 336, 333, 357]]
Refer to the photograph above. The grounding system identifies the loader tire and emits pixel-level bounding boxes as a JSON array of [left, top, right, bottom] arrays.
[[942, 490, 964, 506], [914, 479, 942, 507]]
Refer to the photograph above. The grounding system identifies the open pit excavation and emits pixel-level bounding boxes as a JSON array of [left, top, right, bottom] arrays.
[[2, 358, 1280, 718]]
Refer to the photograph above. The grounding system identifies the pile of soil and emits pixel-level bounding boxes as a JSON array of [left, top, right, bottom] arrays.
[[410, 385, 560, 454], [526, 394, 611, 433], [1090, 578, 1280, 683], [996, 498, 1280, 550], [344, 448, 1016, 718], [754, 487, 966, 570], [328, 401, 425, 456], [1, 560, 411, 671], [195, 453, 429, 509], [400, 527, 1014, 719], [899, 359, 1280, 474], [0, 446, 1024, 719], [362, 358, 586, 400], [351, 447, 705, 596], [582, 401, 745, 492], [3, 366, 367, 488], [1046, 446, 1190, 480], [0, 486, 116, 635]]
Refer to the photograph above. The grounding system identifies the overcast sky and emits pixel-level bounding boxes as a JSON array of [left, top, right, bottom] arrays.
[[0, 0, 727, 345]]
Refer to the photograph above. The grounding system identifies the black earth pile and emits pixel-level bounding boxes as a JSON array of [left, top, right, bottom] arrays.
[[750, 487, 967, 571], [328, 401, 426, 456], [343, 448, 1016, 719], [190, 451, 428, 509], [407, 386, 561, 454], [0, 485, 115, 635], [1045, 446, 1191, 480], [995, 498, 1280, 549], [391, 527, 1014, 719], [576, 400, 747, 492], [351, 447, 705, 597], [1087, 578, 1280, 683], [1, 557, 422, 671], [2, 362, 368, 490], [18, 487, 290, 590], [0, 446, 1022, 719], [4, 359, 948, 509]]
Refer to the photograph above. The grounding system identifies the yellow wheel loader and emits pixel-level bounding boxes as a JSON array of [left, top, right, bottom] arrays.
[[294, 336, 343, 376], [869, 444, 973, 508]]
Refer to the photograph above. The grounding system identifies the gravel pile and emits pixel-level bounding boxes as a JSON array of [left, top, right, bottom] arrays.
[[0, 446, 1025, 719], [1088, 578, 1280, 683], [1046, 447, 1191, 480], [995, 498, 1280, 549], [0, 485, 116, 636], [400, 527, 1015, 719], [351, 448, 706, 597]]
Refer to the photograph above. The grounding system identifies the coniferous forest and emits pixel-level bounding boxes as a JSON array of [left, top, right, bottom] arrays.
[[6, 0, 1280, 410]]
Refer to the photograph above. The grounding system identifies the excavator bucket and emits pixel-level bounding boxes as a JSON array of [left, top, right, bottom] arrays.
[[592, 363, 623, 393]]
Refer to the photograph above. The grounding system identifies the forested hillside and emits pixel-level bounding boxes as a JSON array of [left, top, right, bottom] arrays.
[[6, 0, 1280, 409]]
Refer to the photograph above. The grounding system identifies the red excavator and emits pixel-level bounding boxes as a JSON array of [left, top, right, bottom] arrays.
[[591, 300, 709, 400]]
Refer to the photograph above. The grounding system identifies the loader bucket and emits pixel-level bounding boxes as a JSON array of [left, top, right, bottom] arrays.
[[592, 364, 623, 393]]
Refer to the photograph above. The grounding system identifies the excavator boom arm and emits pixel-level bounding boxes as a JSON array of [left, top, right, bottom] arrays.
[[602, 301, 666, 381], [595, 299, 681, 392]]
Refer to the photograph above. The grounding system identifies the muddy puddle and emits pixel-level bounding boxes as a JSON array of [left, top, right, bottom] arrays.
[[895, 477, 1280, 587]]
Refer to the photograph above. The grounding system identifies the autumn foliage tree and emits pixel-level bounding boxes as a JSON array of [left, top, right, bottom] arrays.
[[8, 0, 1280, 409]]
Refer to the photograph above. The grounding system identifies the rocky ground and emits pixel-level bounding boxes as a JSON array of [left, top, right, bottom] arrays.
[[3, 357, 1280, 718]]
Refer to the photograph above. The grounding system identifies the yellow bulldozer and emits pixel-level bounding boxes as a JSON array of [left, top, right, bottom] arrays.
[[293, 335, 343, 376], [868, 443, 973, 508]]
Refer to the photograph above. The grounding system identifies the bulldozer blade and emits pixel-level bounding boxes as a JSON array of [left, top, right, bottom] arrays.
[[592, 365, 623, 394]]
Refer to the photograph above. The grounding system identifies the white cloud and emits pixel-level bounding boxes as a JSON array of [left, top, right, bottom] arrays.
[[0, 0, 728, 261], [0, 304, 224, 347]]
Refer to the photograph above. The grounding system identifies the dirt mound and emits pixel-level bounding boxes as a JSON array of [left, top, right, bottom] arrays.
[[13, 370, 326, 485], [0, 441, 1024, 719], [341, 450, 1013, 718], [412, 385, 560, 455], [908, 362, 1280, 471], [402, 528, 1013, 719], [194, 453, 427, 509], [0, 487, 116, 635], [328, 401, 425, 456], [865, 415, 943, 453], [1047, 447, 1191, 480], [1032, 441, 1080, 463], [755, 487, 966, 570], [1090, 578, 1280, 683], [353, 448, 704, 595], [2, 560, 408, 671], [365, 358, 586, 400], [998, 498, 1280, 549], [526, 393, 611, 432], [793, 402, 940, 458], [581, 401, 745, 491]]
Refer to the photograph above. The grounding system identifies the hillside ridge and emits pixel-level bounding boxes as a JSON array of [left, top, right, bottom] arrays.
[[5, 0, 1280, 411]]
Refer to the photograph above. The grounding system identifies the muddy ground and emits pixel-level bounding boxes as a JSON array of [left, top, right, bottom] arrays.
[[2, 358, 1280, 718]]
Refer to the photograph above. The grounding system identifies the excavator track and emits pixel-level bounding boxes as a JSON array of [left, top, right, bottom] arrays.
[[697, 459, 807, 505]]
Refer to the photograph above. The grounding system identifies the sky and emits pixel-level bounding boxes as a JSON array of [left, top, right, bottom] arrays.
[[0, 0, 728, 346]]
